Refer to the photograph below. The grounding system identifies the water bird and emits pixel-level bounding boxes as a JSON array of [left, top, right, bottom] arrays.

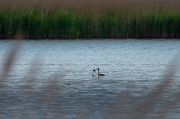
[[97, 68, 105, 76], [92, 69, 97, 77]]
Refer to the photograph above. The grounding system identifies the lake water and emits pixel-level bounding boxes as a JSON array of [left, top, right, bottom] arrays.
[[0, 39, 180, 119]]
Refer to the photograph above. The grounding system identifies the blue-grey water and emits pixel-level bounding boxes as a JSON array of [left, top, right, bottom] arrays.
[[0, 39, 180, 119]]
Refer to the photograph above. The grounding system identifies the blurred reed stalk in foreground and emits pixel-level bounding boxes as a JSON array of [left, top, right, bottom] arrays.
[[102, 54, 180, 119]]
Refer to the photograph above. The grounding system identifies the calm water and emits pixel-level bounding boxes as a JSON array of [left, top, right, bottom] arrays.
[[0, 39, 180, 119]]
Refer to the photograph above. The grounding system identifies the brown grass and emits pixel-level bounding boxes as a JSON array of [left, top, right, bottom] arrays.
[[0, 0, 180, 11]]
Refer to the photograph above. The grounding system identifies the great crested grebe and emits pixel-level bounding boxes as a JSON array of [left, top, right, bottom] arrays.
[[97, 68, 105, 76], [92, 69, 97, 77]]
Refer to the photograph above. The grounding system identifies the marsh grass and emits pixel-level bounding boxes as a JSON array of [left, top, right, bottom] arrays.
[[0, 0, 180, 39]]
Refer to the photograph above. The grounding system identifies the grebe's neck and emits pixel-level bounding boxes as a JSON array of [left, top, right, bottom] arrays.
[[92, 71, 94, 77], [97, 68, 105, 76], [92, 69, 96, 77]]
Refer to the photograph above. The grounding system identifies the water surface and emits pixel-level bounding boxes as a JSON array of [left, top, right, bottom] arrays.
[[0, 39, 180, 119]]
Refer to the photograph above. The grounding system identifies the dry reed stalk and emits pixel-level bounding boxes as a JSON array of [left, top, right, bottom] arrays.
[[20, 57, 42, 97], [1, 42, 19, 80], [129, 55, 180, 119], [156, 73, 180, 118], [157, 95, 178, 119], [0, 0, 180, 11], [103, 91, 131, 119], [0, 31, 24, 81], [38, 79, 59, 101], [100, 54, 180, 119], [76, 102, 94, 119]]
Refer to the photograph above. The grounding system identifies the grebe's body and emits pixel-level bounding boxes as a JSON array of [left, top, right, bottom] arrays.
[[92, 69, 97, 77], [97, 68, 105, 76]]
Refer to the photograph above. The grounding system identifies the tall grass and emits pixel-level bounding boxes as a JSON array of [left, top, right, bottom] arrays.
[[0, 0, 180, 39]]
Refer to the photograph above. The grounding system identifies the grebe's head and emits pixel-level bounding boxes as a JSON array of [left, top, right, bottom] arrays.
[[93, 69, 96, 72], [97, 68, 99, 71]]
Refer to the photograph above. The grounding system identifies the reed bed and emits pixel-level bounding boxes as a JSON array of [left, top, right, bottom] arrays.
[[0, 0, 180, 39]]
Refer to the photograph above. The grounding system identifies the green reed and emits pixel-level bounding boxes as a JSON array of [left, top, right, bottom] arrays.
[[0, 7, 180, 39]]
